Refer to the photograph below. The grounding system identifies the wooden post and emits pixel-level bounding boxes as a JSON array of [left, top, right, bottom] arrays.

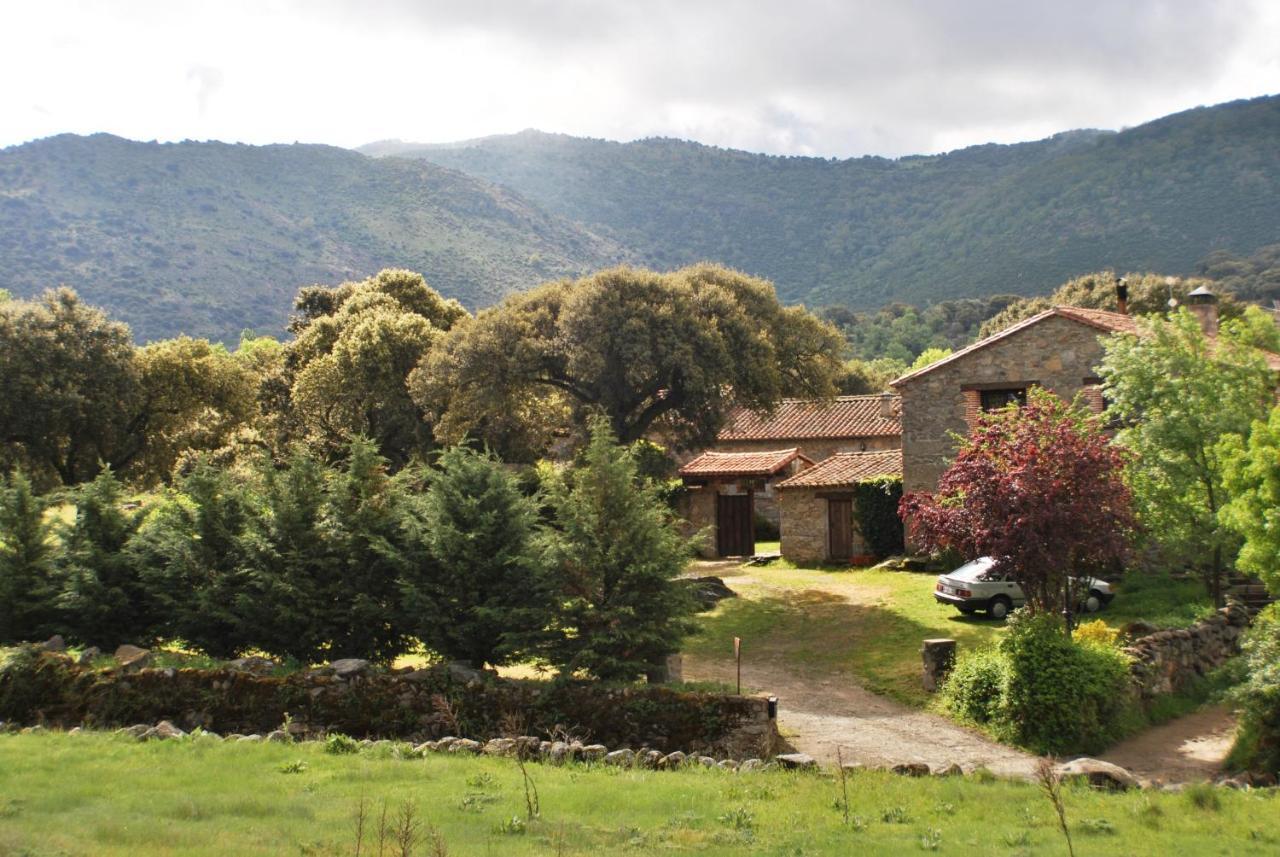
[[734, 636, 742, 694], [921, 638, 956, 692]]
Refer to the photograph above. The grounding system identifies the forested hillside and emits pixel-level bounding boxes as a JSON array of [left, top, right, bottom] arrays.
[[0, 135, 624, 342], [371, 95, 1280, 310]]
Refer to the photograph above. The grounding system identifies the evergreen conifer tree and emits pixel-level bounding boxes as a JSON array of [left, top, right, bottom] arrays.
[[400, 445, 548, 668], [0, 471, 58, 643], [540, 417, 695, 681]]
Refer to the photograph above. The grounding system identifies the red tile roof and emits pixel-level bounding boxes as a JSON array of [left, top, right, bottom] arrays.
[[679, 448, 812, 479], [776, 450, 902, 489], [717, 395, 901, 441]]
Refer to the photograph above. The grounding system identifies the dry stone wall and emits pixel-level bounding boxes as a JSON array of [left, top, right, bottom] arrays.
[[1124, 601, 1251, 699]]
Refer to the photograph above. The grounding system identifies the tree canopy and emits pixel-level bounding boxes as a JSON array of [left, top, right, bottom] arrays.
[[1100, 310, 1275, 603], [413, 264, 844, 452]]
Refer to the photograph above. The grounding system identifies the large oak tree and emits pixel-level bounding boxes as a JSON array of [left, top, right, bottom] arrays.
[[412, 264, 844, 451]]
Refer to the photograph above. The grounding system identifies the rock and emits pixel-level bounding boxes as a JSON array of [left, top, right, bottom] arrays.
[[77, 646, 101, 666], [68, 726, 83, 736], [935, 763, 964, 777], [19, 725, 44, 734], [658, 751, 686, 769], [1160, 782, 1186, 794], [718, 759, 740, 771], [547, 741, 571, 764], [224, 734, 245, 742], [739, 758, 766, 772], [449, 739, 482, 754], [1251, 771, 1277, 788], [40, 635, 66, 652], [515, 736, 542, 758], [568, 740, 586, 761], [266, 730, 291, 744], [685, 576, 737, 611], [435, 736, 459, 751], [113, 644, 151, 671], [580, 744, 608, 762], [399, 669, 436, 683], [120, 724, 151, 739], [891, 762, 931, 777], [1218, 775, 1250, 790], [1055, 758, 1138, 791], [445, 662, 484, 684], [483, 738, 517, 757], [328, 658, 370, 678], [776, 753, 818, 771], [697, 755, 718, 768], [638, 749, 663, 769], [238, 734, 264, 743], [227, 656, 278, 675], [286, 721, 309, 737], [142, 720, 186, 741], [605, 749, 635, 767]]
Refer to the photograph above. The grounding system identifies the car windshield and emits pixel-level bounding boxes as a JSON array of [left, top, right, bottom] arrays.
[[947, 557, 996, 582]]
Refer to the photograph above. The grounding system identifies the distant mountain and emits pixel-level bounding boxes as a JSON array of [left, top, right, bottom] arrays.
[[365, 95, 1280, 310], [0, 134, 625, 342]]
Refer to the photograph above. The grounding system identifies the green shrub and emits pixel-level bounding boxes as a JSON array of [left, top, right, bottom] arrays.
[[941, 612, 1134, 755], [323, 733, 361, 755], [1227, 604, 1280, 774], [851, 476, 904, 558], [940, 648, 1007, 724]]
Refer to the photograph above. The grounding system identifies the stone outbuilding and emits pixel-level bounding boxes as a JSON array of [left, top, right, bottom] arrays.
[[679, 448, 813, 557], [714, 394, 901, 461], [775, 449, 902, 565]]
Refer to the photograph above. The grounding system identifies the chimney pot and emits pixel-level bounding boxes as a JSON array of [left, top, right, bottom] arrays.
[[879, 393, 895, 419], [1186, 285, 1219, 337], [1115, 277, 1129, 316]]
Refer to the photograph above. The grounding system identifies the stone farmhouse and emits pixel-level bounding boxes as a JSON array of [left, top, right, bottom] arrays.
[[774, 449, 903, 565], [678, 395, 902, 558]]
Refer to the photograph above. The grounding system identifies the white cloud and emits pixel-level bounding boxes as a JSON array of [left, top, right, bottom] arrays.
[[0, 0, 1277, 156]]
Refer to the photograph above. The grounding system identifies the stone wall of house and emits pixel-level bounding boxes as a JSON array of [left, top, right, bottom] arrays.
[[896, 314, 1110, 498], [0, 649, 778, 758], [1125, 601, 1251, 700], [681, 487, 719, 558], [778, 488, 870, 565], [715, 436, 900, 462]]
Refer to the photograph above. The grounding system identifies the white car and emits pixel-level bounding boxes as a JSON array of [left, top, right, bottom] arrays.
[[933, 557, 1115, 619]]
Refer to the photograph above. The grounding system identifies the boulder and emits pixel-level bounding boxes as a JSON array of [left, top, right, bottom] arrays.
[[120, 724, 151, 739], [40, 635, 66, 652], [266, 730, 291, 744], [1055, 758, 1138, 791], [891, 762, 931, 777], [113, 645, 151, 671], [238, 734, 264, 743], [515, 736, 542, 759], [436, 736, 459, 751], [580, 744, 608, 763], [935, 763, 964, 777], [657, 751, 686, 769], [696, 755, 718, 768], [483, 738, 517, 757], [76, 646, 101, 666], [399, 669, 437, 683], [718, 759, 740, 771], [328, 658, 370, 678], [143, 720, 186, 741], [605, 749, 635, 767], [546, 741, 571, 764], [449, 739, 482, 754], [445, 662, 484, 684], [685, 576, 737, 611], [776, 753, 818, 771], [68, 726, 83, 736], [739, 758, 766, 772], [638, 749, 663, 769]]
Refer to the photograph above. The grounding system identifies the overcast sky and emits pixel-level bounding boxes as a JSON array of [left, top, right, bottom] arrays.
[[2, 0, 1278, 157]]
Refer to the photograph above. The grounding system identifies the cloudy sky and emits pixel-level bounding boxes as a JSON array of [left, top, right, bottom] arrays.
[[3, 0, 1278, 157]]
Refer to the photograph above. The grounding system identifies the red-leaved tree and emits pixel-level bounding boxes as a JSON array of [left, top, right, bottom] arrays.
[[900, 389, 1135, 617]]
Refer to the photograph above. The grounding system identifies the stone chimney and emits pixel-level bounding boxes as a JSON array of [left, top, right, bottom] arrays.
[[1114, 277, 1128, 315], [1186, 285, 1219, 337], [879, 392, 895, 419]]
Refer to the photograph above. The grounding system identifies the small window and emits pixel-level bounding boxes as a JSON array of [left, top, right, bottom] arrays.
[[980, 387, 1027, 411]]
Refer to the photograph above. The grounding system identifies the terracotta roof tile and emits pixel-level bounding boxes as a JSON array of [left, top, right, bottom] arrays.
[[717, 395, 901, 441], [776, 450, 902, 489], [679, 448, 811, 479]]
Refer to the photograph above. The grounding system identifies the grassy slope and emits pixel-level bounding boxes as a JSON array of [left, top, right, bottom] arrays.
[[684, 564, 1214, 707], [1, 732, 1275, 855]]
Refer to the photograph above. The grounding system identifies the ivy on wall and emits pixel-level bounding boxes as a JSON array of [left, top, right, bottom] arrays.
[[852, 476, 905, 558]]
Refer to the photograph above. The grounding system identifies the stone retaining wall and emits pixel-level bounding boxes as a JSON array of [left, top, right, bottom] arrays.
[[0, 649, 776, 758], [1124, 601, 1251, 700]]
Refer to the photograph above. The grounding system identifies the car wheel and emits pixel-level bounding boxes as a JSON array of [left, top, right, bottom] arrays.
[[987, 597, 1011, 620], [1083, 591, 1103, 613]]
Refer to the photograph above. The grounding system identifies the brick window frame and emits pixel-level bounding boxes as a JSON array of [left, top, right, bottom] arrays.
[[960, 381, 1039, 430]]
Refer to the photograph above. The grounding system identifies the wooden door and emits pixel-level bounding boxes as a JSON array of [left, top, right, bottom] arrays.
[[828, 497, 853, 561], [716, 494, 755, 557]]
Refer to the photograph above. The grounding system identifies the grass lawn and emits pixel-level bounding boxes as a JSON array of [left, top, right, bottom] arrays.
[[685, 562, 1215, 707], [1, 732, 1275, 855]]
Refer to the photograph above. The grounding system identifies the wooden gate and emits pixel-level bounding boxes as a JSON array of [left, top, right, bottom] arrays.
[[716, 493, 755, 557], [827, 497, 854, 561]]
